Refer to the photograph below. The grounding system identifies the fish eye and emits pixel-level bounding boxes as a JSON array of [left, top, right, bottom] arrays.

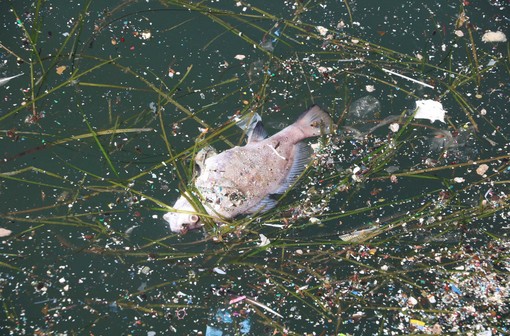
[[189, 214, 200, 223]]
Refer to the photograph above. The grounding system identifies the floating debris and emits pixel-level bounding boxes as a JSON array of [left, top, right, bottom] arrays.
[[229, 295, 246, 305], [382, 68, 435, 89], [213, 267, 226, 275], [0, 228, 12, 237], [140, 30, 151, 40], [414, 100, 446, 123], [365, 85, 375, 92], [262, 223, 285, 228], [340, 227, 379, 242], [257, 234, 270, 247], [56, 65, 67, 75], [476, 163, 489, 176], [481, 31, 507, 43], [260, 39, 274, 52], [245, 297, 283, 318], [0, 73, 23, 86], [124, 225, 138, 237], [206, 325, 223, 336], [316, 26, 328, 36]]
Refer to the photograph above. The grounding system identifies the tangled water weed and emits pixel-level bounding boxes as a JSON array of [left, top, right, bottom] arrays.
[[0, 0, 509, 335]]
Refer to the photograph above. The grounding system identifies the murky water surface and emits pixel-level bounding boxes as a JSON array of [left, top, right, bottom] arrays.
[[1, 1, 509, 335]]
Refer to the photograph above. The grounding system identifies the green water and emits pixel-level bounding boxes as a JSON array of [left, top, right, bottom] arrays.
[[1, 1, 509, 335]]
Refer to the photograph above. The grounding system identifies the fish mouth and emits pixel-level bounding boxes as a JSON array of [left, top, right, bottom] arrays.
[[163, 200, 203, 234]]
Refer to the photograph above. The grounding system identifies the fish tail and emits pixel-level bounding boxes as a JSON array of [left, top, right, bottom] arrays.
[[294, 105, 333, 138]]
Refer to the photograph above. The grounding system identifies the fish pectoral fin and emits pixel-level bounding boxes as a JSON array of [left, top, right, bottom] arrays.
[[247, 196, 278, 214], [275, 142, 312, 194], [247, 121, 268, 144], [194, 146, 217, 176]]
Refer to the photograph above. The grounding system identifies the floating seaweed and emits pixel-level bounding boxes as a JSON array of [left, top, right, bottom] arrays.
[[0, 0, 509, 335]]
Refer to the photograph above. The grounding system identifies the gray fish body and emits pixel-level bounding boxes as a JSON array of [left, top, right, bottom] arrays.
[[196, 126, 303, 217], [164, 105, 332, 233]]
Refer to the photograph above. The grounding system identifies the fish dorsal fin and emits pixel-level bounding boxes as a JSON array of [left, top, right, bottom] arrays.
[[247, 121, 268, 144], [275, 142, 313, 194], [295, 105, 333, 138], [193, 146, 217, 178]]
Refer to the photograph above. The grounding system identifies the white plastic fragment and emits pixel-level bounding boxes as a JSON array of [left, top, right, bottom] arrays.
[[258, 234, 270, 247], [407, 296, 418, 307], [365, 85, 375, 92], [140, 30, 151, 40], [235, 112, 262, 137], [234, 54, 246, 60], [0, 228, 12, 237], [453, 177, 465, 183], [476, 164, 489, 176], [382, 68, 435, 89], [213, 267, 226, 275], [0, 73, 24, 87], [414, 100, 446, 123], [481, 31, 507, 43], [389, 123, 399, 133], [140, 266, 151, 275], [316, 26, 328, 36], [244, 297, 283, 318], [262, 223, 285, 228], [229, 295, 246, 304], [296, 285, 309, 292]]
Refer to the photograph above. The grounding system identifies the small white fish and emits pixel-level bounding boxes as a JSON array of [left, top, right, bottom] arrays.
[[0, 73, 24, 87], [164, 105, 333, 233]]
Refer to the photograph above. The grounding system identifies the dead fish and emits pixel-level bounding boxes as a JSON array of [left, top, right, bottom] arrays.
[[164, 105, 333, 233]]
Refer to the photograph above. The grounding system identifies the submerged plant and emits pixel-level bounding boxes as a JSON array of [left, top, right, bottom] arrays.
[[0, 0, 509, 335]]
